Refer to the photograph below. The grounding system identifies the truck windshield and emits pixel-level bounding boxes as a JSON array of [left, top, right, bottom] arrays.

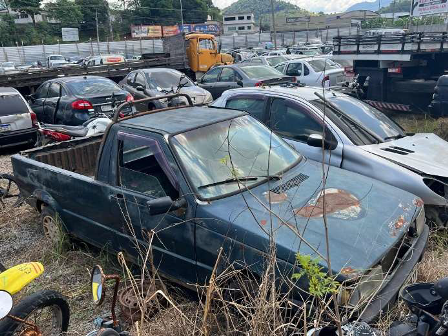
[[327, 96, 405, 142], [171, 115, 302, 199]]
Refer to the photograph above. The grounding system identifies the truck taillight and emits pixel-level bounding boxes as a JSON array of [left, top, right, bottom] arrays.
[[30, 111, 38, 127], [71, 100, 93, 110], [126, 94, 134, 102], [388, 67, 402, 74]]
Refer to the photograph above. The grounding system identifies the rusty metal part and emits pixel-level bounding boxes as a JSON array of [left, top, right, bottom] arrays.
[[294, 188, 361, 218], [7, 314, 41, 336], [118, 280, 165, 323]]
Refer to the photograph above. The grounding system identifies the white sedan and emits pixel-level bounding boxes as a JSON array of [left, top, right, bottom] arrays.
[[274, 57, 345, 87]]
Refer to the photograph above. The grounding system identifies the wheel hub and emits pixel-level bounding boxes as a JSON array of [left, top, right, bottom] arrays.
[[42, 215, 61, 244]]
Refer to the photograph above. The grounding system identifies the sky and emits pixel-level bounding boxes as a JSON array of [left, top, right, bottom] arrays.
[[212, 0, 371, 13]]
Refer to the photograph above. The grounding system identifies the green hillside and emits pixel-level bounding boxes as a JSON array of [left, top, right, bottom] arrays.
[[223, 0, 310, 21]]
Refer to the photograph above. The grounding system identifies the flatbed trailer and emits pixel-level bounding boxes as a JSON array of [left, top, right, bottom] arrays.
[[332, 32, 448, 114]]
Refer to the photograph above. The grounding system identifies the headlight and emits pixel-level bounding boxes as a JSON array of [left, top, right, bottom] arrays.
[[416, 207, 425, 236], [204, 91, 213, 104], [338, 265, 384, 308]]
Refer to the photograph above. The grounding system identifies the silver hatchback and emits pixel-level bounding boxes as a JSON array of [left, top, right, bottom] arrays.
[[0, 87, 37, 149]]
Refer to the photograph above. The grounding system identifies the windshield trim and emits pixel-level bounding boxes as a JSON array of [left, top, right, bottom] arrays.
[[167, 116, 303, 202]]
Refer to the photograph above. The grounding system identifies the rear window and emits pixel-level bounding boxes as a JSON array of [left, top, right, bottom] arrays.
[[308, 59, 340, 72], [67, 78, 121, 96], [240, 66, 283, 79], [0, 94, 29, 116], [266, 56, 287, 66]]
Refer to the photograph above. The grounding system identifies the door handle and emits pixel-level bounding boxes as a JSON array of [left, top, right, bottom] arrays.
[[110, 193, 124, 200]]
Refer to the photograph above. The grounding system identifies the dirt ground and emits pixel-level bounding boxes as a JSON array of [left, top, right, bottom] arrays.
[[1, 114, 448, 335]]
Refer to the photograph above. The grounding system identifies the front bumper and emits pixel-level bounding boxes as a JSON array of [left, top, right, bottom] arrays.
[[0, 128, 37, 148], [359, 224, 429, 323]]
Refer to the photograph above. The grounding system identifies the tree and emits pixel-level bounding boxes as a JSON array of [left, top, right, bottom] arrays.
[[8, 0, 42, 26], [45, 0, 83, 27], [75, 0, 109, 39]]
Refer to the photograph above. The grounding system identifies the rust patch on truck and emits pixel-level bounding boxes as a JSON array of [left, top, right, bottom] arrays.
[[294, 188, 362, 219]]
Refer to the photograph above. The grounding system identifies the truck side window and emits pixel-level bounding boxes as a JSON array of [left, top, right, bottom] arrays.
[[118, 139, 178, 200]]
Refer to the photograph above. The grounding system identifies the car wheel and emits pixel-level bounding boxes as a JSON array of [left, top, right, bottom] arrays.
[[40, 205, 67, 247]]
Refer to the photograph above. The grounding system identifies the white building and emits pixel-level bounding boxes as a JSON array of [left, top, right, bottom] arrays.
[[222, 13, 257, 35]]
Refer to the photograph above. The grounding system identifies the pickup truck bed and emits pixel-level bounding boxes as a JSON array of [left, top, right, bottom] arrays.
[[20, 135, 102, 177]]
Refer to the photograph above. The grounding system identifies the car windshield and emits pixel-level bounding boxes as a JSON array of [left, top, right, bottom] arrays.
[[308, 59, 340, 72], [147, 71, 192, 90], [0, 94, 29, 116], [267, 56, 287, 66], [68, 78, 121, 96], [240, 66, 283, 79], [50, 56, 65, 60], [327, 95, 405, 142], [171, 115, 301, 199]]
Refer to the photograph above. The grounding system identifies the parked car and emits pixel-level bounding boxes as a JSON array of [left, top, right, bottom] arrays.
[[212, 86, 448, 225], [0, 62, 16, 72], [28, 76, 133, 125], [47, 55, 69, 68], [292, 47, 322, 56], [242, 55, 288, 67], [274, 58, 345, 87], [84, 55, 125, 66], [119, 68, 213, 111], [0, 87, 37, 148], [12, 102, 428, 323], [198, 64, 295, 99]]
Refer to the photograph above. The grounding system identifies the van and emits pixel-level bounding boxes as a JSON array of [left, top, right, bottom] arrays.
[[84, 54, 125, 66]]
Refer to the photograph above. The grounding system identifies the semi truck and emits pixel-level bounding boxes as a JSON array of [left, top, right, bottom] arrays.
[[332, 32, 448, 115]]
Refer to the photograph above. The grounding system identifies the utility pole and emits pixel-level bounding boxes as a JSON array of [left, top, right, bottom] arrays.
[[95, 9, 100, 45], [270, 0, 277, 49], [108, 6, 114, 41], [392, 0, 396, 23], [179, 0, 184, 29]]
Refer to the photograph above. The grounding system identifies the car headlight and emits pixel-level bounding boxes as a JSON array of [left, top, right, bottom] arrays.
[[415, 206, 425, 236], [338, 265, 384, 308], [204, 91, 213, 104]]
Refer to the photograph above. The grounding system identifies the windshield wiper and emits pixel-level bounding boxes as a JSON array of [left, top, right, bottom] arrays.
[[384, 134, 406, 141], [198, 175, 281, 190]]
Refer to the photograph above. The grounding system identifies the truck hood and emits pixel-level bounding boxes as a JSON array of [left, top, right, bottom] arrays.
[[361, 133, 448, 178], [199, 159, 421, 274]]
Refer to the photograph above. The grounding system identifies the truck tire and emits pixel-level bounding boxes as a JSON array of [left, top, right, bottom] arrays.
[[40, 205, 67, 247], [0, 289, 70, 335]]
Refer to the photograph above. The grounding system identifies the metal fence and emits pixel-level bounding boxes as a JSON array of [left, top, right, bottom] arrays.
[[0, 39, 164, 65]]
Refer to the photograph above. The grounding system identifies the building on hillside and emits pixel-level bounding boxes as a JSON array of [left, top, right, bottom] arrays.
[[275, 10, 379, 32], [380, 12, 410, 19], [222, 13, 258, 35], [0, 3, 59, 25]]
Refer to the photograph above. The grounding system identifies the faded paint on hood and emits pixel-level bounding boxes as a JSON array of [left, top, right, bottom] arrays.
[[362, 133, 448, 178], [197, 159, 421, 275]]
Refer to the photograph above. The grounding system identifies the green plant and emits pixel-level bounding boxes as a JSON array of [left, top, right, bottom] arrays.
[[292, 254, 339, 297]]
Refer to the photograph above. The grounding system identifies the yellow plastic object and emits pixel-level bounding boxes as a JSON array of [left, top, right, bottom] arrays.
[[0, 262, 44, 295]]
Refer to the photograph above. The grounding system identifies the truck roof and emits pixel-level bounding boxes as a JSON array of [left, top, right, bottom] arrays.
[[120, 106, 246, 135]]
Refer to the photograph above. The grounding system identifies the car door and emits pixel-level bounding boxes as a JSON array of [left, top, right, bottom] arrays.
[[224, 95, 269, 124], [108, 131, 197, 283], [121, 72, 137, 96], [213, 68, 242, 98], [198, 67, 222, 99], [285, 62, 303, 84], [30, 82, 49, 121], [267, 97, 343, 166], [43, 82, 62, 123]]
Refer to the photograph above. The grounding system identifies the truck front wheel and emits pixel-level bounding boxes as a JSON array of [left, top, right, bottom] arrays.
[[40, 205, 67, 247]]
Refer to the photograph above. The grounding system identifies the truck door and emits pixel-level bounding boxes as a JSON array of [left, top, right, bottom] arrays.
[[43, 82, 62, 123], [197, 38, 219, 73], [108, 132, 197, 283]]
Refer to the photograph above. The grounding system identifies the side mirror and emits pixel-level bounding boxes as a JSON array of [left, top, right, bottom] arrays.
[[0, 290, 13, 320], [307, 134, 337, 150], [91, 265, 105, 306], [434, 277, 448, 301], [236, 80, 244, 87], [147, 196, 186, 216], [136, 85, 145, 92]]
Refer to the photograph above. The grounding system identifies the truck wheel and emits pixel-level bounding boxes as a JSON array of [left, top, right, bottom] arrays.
[[41, 205, 67, 246]]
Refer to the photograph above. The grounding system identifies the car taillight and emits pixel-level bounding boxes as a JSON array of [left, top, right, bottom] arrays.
[[291, 77, 297, 83], [71, 100, 93, 110], [30, 111, 38, 127], [322, 75, 330, 87], [255, 81, 263, 87], [126, 94, 134, 102]]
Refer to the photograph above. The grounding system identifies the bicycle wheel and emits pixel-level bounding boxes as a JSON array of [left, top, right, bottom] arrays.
[[0, 174, 20, 208], [0, 290, 70, 335]]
